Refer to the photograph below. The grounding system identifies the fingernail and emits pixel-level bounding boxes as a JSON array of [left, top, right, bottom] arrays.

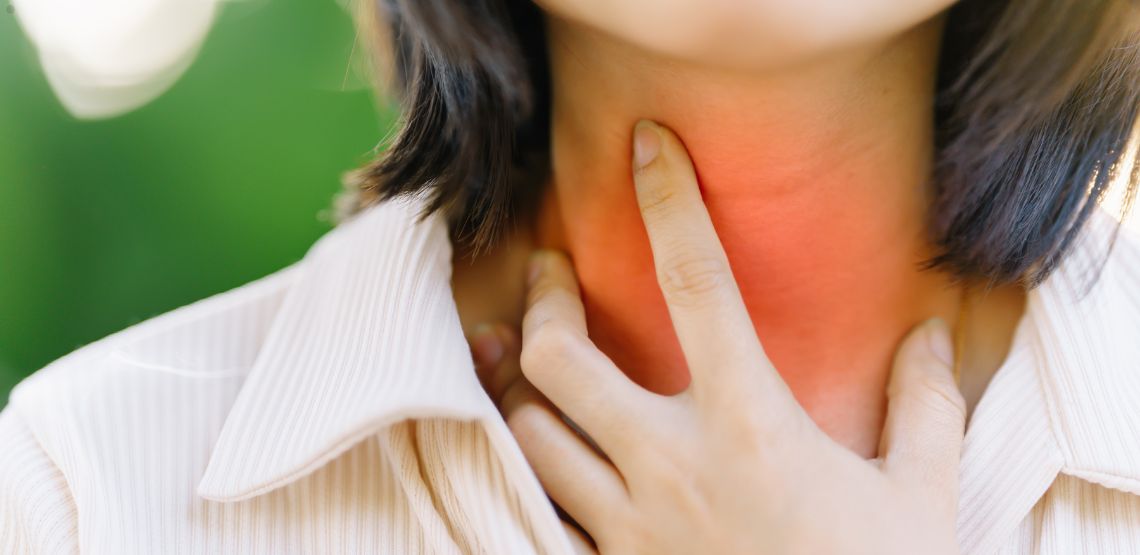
[[471, 323, 504, 368], [527, 251, 546, 288], [926, 317, 954, 367], [633, 120, 661, 170]]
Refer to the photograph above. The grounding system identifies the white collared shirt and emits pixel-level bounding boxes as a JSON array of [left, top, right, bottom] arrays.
[[3, 196, 1140, 554]]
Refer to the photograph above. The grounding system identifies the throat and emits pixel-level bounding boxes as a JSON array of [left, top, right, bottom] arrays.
[[533, 15, 966, 457]]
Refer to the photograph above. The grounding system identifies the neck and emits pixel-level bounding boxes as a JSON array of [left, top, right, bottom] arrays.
[[535, 15, 964, 456]]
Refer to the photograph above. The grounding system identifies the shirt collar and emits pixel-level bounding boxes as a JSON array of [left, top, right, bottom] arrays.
[[114, 193, 1140, 505], [1025, 208, 1140, 490], [956, 207, 1140, 553], [193, 195, 496, 501]]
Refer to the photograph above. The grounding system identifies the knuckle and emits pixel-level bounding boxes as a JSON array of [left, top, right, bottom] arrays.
[[722, 409, 794, 458], [654, 459, 696, 499], [703, 391, 812, 462], [636, 174, 681, 218], [520, 320, 581, 378], [525, 275, 564, 308], [656, 253, 732, 307], [911, 371, 968, 425]]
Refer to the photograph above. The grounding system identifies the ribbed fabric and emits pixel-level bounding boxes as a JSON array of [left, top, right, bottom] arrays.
[[2, 195, 1140, 554]]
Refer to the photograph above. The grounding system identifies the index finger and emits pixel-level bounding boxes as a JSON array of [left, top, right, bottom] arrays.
[[631, 120, 794, 407]]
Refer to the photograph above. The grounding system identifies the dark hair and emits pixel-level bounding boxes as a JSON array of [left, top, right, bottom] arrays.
[[341, 0, 1139, 287]]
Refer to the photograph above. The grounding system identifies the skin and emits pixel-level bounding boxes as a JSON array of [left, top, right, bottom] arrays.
[[471, 121, 968, 554], [532, 0, 962, 71], [451, 0, 1032, 549], [539, 15, 955, 458], [456, 1, 1027, 458]]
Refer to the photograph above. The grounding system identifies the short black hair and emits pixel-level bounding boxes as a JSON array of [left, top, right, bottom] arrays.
[[341, 0, 1139, 288]]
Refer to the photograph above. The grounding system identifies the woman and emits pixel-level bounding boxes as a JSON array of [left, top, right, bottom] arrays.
[[2, 0, 1138, 554]]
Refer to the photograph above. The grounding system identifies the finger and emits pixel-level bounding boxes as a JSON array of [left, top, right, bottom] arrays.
[[630, 120, 794, 406], [880, 318, 967, 505], [470, 323, 522, 405], [521, 249, 661, 455], [501, 377, 628, 537]]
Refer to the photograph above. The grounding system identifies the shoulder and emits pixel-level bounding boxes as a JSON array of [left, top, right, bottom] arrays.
[[8, 263, 298, 408], [1, 197, 440, 481], [1030, 208, 1140, 489], [2, 263, 300, 502], [0, 407, 79, 553]]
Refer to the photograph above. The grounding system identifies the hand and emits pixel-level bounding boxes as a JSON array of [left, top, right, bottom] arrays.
[[471, 120, 966, 555]]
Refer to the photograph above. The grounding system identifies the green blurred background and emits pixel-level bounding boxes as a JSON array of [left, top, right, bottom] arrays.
[[0, 0, 395, 400]]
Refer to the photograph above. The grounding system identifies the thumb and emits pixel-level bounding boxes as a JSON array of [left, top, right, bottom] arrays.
[[880, 317, 967, 501]]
